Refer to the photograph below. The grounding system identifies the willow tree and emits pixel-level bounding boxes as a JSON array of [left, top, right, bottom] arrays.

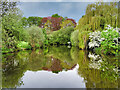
[[76, 2, 118, 49], [76, 2, 118, 31]]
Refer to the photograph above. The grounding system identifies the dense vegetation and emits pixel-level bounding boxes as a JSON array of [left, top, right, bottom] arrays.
[[75, 2, 119, 55], [48, 27, 74, 45], [1, 1, 119, 56]]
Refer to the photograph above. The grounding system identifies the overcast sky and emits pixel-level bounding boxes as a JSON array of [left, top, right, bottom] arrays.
[[18, 2, 93, 22], [18, 0, 119, 22]]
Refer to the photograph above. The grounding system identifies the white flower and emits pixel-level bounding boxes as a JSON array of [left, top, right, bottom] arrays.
[[67, 42, 71, 44]]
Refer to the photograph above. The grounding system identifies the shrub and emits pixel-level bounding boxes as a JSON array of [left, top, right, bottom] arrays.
[[100, 26, 119, 55], [88, 31, 102, 49], [70, 30, 79, 47], [2, 9, 23, 52], [48, 27, 74, 45], [17, 41, 31, 50], [88, 25, 119, 55], [26, 25, 45, 48]]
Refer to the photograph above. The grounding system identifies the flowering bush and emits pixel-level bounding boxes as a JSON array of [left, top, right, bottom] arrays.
[[88, 25, 119, 55], [88, 31, 102, 48]]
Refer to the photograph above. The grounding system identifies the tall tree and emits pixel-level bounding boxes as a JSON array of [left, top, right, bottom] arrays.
[[27, 16, 42, 27], [1, 0, 23, 50], [76, 2, 118, 31], [39, 17, 63, 31]]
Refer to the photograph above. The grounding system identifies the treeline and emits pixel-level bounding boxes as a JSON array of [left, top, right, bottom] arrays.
[[1, 0, 77, 53], [1, 1, 119, 55], [22, 14, 76, 31]]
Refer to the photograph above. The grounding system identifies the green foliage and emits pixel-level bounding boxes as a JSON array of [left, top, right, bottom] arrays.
[[26, 25, 45, 48], [1, 1, 25, 53], [100, 27, 119, 55], [70, 30, 79, 47], [60, 20, 75, 29], [2, 29, 17, 50], [2, 9, 23, 41], [52, 14, 65, 21], [21, 16, 43, 27], [17, 41, 31, 50], [78, 31, 90, 49], [42, 28, 49, 46], [76, 2, 118, 31], [27, 17, 42, 27], [48, 27, 74, 45], [0, 0, 18, 17], [19, 28, 30, 42], [21, 17, 28, 27], [52, 14, 61, 18]]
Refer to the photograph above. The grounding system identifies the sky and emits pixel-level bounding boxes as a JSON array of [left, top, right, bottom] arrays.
[[18, 2, 92, 22], [18, 0, 119, 22]]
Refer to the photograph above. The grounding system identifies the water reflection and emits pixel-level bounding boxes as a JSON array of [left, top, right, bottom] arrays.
[[2, 46, 119, 88]]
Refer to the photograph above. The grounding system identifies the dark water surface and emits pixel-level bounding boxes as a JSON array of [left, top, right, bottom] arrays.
[[2, 46, 119, 88]]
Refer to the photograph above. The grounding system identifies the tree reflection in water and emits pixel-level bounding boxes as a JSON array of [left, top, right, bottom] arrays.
[[2, 46, 119, 88]]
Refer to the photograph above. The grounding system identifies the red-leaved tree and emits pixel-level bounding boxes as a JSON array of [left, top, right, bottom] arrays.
[[39, 17, 48, 28], [39, 17, 76, 31], [39, 17, 63, 31], [50, 17, 62, 31]]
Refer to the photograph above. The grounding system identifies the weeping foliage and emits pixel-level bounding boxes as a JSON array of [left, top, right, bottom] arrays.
[[70, 30, 79, 47], [75, 2, 118, 50], [78, 31, 90, 50], [76, 2, 118, 31]]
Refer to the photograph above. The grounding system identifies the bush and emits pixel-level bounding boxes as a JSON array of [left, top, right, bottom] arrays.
[[88, 31, 102, 49], [19, 29, 29, 42], [70, 30, 79, 47], [48, 27, 74, 45], [17, 41, 31, 50], [88, 25, 119, 55], [26, 25, 45, 48], [100, 26, 119, 55]]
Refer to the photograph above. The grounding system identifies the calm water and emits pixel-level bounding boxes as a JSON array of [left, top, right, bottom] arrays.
[[2, 46, 119, 88]]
